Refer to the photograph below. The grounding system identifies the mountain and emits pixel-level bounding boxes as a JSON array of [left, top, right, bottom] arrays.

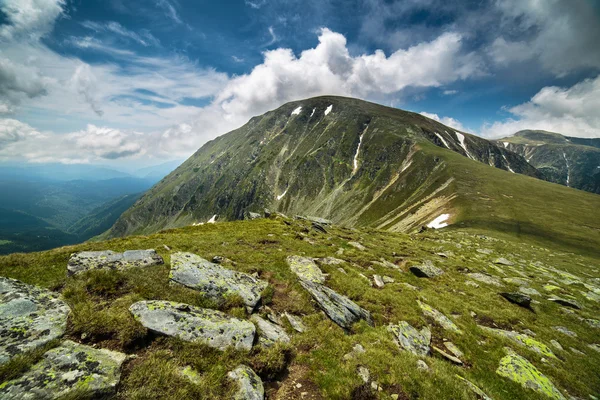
[[105, 96, 599, 253], [497, 130, 600, 194], [0, 163, 132, 182], [133, 160, 184, 181]]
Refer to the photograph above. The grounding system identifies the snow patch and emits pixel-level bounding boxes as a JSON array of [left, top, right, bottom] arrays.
[[455, 132, 474, 159], [207, 214, 217, 224], [427, 214, 450, 229], [352, 125, 368, 175], [310, 108, 315, 117], [501, 154, 515, 173], [434, 132, 450, 149], [503, 142, 509, 148], [324, 105, 333, 116], [291, 106, 302, 116], [276, 188, 288, 201], [562, 152, 570, 187]]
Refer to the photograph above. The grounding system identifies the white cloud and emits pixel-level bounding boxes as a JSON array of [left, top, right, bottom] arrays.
[[0, 118, 42, 147], [217, 28, 481, 117], [442, 90, 458, 96], [0, 0, 65, 41], [480, 75, 600, 138], [81, 21, 160, 47], [492, 0, 600, 75], [155, 0, 182, 24], [419, 112, 466, 132]]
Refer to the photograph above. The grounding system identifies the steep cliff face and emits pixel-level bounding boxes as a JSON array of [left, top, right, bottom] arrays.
[[498, 130, 600, 194], [105, 96, 547, 238]]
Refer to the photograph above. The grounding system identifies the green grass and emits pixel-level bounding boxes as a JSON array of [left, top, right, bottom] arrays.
[[1, 217, 599, 399]]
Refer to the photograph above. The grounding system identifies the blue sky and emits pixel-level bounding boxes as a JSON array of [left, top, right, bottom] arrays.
[[1, 0, 599, 167]]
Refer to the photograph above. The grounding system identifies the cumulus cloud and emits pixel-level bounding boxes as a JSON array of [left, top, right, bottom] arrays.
[[70, 64, 104, 116], [0, 0, 66, 41], [419, 112, 467, 132], [492, 0, 600, 75], [217, 28, 481, 117], [0, 57, 54, 109], [480, 75, 600, 138], [0, 118, 42, 148]]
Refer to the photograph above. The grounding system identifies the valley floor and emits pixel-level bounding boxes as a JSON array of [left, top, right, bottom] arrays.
[[1, 217, 599, 399]]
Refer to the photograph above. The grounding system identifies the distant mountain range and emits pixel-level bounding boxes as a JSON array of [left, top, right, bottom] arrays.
[[497, 130, 600, 194], [0, 162, 181, 254], [104, 96, 599, 253]]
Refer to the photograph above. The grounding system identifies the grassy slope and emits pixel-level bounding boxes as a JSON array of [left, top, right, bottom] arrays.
[[1, 217, 599, 399]]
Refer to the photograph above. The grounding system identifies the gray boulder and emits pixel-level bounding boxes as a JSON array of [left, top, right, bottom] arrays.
[[129, 300, 255, 351], [67, 249, 163, 276], [0, 340, 126, 400], [251, 315, 290, 347], [0, 278, 70, 365], [170, 252, 268, 311], [468, 273, 503, 286], [417, 300, 461, 333], [548, 297, 581, 309], [493, 257, 514, 266], [283, 312, 306, 333], [388, 321, 431, 356], [247, 212, 262, 220], [410, 260, 443, 278], [299, 279, 373, 330], [228, 365, 264, 400], [286, 256, 326, 284], [500, 292, 532, 309]]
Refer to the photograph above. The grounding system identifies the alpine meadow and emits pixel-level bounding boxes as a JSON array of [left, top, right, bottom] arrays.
[[1, 1, 599, 400]]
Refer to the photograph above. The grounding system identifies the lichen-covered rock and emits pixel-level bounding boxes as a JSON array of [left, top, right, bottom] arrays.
[[585, 318, 600, 329], [552, 326, 577, 337], [468, 273, 503, 286], [494, 257, 514, 266], [444, 342, 464, 359], [388, 321, 431, 356], [251, 315, 290, 347], [228, 365, 264, 400], [455, 375, 493, 400], [0, 340, 126, 399], [315, 257, 346, 266], [417, 300, 461, 333], [410, 260, 443, 278], [433, 345, 462, 365], [283, 312, 306, 333], [348, 241, 366, 251], [0, 278, 70, 365], [500, 292, 532, 309], [170, 252, 268, 310], [480, 326, 556, 359], [299, 279, 373, 330], [496, 351, 566, 400], [548, 297, 581, 309], [67, 249, 163, 276], [519, 287, 541, 297], [286, 256, 326, 284], [129, 300, 255, 350]]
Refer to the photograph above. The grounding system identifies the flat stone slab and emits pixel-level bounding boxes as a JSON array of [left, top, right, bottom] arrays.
[[480, 326, 556, 359], [129, 300, 255, 351], [286, 256, 326, 284], [67, 249, 163, 276], [496, 351, 566, 400], [228, 365, 264, 400], [0, 278, 70, 365], [548, 297, 581, 309], [493, 257, 514, 266], [418, 301, 461, 333], [251, 315, 290, 347], [299, 279, 373, 330], [170, 252, 268, 310], [455, 375, 493, 400], [468, 273, 502, 286], [410, 260, 443, 278], [0, 340, 126, 400], [388, 321, 431, 356]]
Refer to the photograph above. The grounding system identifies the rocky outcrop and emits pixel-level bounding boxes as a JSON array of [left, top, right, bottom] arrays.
[[286, 256, 326, 284], [251, 315, 290, 347], [170, 252, 268, 310], [468, 273, 503, 286], [496, 350, 566, 400], [388, 321, 431, 356], [129, 300, 255, 350], [417, 300, 461, 333], [299, 279, 373, 330], [480, 326, 556, 358], [0, 340, 126, 399], [228, 365, 264, 400], [67, 249, 163, 276], [0, 278, 70, 365], [409, 261, 443, 278]]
